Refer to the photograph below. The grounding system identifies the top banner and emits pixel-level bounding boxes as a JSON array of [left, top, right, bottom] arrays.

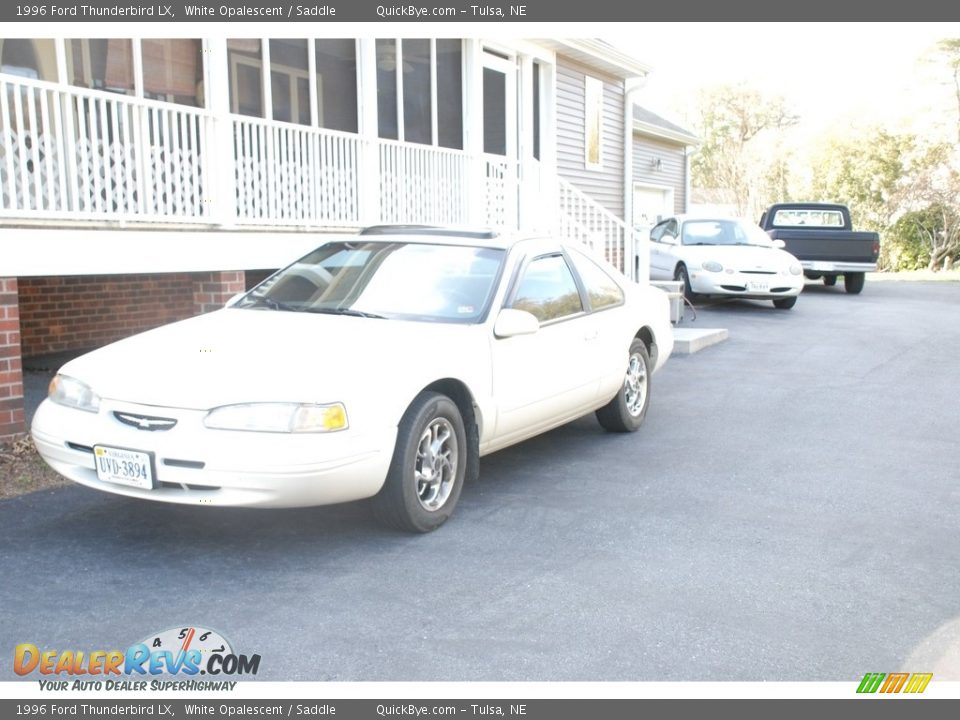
[[1, 0, 957, 22]]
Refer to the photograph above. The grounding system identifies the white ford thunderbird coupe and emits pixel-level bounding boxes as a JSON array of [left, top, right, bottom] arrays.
[[32, 227, 673, 532], [649, 215, 805, 309]]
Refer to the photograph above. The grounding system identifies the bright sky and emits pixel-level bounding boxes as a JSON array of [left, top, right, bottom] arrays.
[[606, 22, 960, 141]]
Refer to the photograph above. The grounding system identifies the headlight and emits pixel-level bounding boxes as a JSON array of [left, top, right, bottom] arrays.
[[48, 374, 101, 413], [702, 260, 723, 273], [789, 263, 802, 275], [203, 402, 348, 433]]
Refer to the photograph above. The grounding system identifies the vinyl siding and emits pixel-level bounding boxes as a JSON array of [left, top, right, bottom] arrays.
[[632, 135, 687, 214], [555, 57, 625, 220]]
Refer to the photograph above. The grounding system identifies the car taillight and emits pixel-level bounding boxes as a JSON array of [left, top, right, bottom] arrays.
[[873, 240, 880, 257]]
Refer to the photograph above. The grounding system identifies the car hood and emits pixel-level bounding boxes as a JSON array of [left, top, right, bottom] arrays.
[[682, 245, 797, 269], [59, 308, 477, 410]]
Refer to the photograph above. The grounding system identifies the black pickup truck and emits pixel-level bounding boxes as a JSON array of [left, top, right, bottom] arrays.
[[759, 203, 879, 294]]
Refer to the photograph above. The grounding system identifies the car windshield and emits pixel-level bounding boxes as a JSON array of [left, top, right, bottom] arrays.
[[236, 241, 505, 323], [681, 219, 774, 248]]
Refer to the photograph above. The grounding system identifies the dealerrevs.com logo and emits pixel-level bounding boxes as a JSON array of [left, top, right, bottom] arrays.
[[14, 626, 260, 690]]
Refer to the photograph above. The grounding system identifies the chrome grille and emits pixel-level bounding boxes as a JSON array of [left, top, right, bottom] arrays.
[[113, 412, 178, 431]]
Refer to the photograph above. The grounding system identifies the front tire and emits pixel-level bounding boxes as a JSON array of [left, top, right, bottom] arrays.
[[844, 272, 865, 294], [773, 296, 797, 309], [596, 339, 651, 433], [675, 264, 698, 302], [372, 391, 467, 533]]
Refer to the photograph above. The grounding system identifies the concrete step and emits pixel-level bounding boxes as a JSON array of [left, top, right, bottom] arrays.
[[672, 328, 729, 355]]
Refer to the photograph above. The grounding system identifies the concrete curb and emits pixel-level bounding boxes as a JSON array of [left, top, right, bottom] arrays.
[[672, 328, 729, 355]]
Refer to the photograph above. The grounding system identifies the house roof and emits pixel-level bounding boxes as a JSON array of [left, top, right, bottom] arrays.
[[537, 39, 652, 79], [633, 106, 699, 146]]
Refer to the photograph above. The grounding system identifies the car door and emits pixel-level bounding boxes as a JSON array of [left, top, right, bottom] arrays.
[[489, 252, 598, 446], [649, 219, 678, 279]]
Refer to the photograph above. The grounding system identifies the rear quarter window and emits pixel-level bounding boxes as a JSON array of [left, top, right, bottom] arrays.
[[772, 209, 845, 227]]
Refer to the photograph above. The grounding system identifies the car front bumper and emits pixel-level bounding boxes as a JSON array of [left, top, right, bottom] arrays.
[[688, 270, 804, 299], [31, 399, 396, 508]]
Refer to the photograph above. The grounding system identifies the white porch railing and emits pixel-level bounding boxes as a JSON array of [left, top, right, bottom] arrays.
[[0, 75, 215, 222], [557, 176, 639, 279], [2, 76, 638, 279]]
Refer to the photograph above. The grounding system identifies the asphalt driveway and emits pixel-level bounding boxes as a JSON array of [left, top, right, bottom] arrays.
[[2, 280, 959, 681]]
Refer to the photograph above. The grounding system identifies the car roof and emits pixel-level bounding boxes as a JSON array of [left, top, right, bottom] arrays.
[[671, 214, 748, 223]]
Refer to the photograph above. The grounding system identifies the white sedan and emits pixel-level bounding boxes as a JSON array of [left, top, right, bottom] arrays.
[[32, 228, 673, 532], [648, 215, 804, 309]]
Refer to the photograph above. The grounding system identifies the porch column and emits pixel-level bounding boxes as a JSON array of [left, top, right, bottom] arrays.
[[357, 39, 381, 226], [463, 40, 485, 227], [193, 271, 246, 315], [0, 278, 25, 441], [205, 38, 237, 227]]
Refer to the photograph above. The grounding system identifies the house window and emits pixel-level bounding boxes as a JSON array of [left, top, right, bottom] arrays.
[[377, 38, 464, 149], [402, 39, 431, 145], [436, 39, 463, 150], [66, 39, 134, 95], [0, 38, 57, 80], [270, 39, 310, 125], [228, 39, 264, 117], [315, 39, 357, 133], [482, 68, 506, 156], [584, 75, 603, 169], [142, 39, 203, 107]]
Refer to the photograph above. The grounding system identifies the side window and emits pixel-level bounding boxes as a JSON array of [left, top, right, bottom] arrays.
[[650, 223, 666, 242], [665, 220, 679, 239], [511, 254, 584, 323], [568, 249, 624, 311]]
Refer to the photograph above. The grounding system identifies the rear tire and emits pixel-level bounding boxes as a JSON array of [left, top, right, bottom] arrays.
[[372, 391, 467, 533], [596, 339, 651, 433], [823, 275, 837, 286], [773, 296, 797, 309], [844, 272, 865, 294]]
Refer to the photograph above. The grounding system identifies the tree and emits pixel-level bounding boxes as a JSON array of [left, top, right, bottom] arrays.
[[890, 144, 960, 271], [930, 39, 960, 143], [690, 84, 799, 218], [808, 129, 913, 234]]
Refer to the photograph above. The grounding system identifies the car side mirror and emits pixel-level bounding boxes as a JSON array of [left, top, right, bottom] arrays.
[[224, 292, 246, 308], [494, 308, 540, 338], [771, 239, 786, 249]]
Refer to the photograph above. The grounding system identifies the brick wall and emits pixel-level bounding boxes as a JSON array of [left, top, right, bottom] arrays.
[[0, 278, 25, 437], [19, 274, 198, 358], [193, 271, 246, 315]]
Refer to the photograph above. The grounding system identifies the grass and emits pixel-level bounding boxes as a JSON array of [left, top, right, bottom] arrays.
[[869, 270, 960, 282]]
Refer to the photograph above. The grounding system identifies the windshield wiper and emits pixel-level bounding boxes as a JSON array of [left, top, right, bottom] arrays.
[[303, 307, 386, 319], [243, 295, 300, 312]]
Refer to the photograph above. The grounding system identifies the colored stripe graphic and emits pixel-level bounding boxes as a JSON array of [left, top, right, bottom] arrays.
[[904, 673, 933, 694], [857, 672, 932, 694], [857, 673, 885, 693], [880, 673, 909, 693]]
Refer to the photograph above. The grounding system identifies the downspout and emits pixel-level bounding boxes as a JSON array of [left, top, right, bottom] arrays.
[[623, 76, 647, 283], [684, 145, 692, 213]]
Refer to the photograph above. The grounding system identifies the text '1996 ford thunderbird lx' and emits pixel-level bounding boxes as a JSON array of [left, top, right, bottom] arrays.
[[32, 227, 673, 532]]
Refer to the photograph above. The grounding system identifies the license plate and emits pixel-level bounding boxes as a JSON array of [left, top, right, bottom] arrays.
[[747, 281, 770, 292], [810, 261, 835, 271], [94, 446, 155, 490]]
